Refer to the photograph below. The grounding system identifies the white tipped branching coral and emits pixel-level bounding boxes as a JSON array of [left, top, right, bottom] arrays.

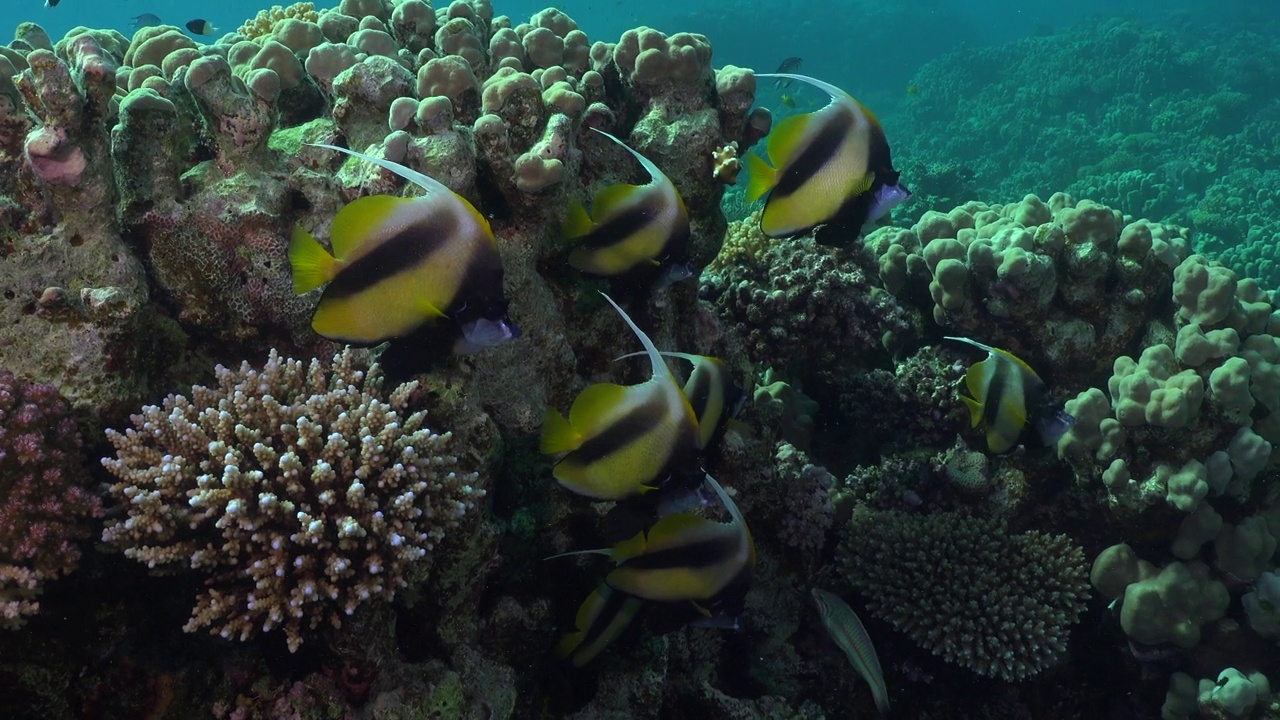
[[101, 348, 484, 652]]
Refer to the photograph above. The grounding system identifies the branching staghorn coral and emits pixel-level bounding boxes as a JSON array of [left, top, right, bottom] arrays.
[[100, 349, 484, 651]]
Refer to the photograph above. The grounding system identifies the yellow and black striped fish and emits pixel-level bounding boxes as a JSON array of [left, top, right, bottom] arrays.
[[562, 129, 690, 284], [618, 351, 744, 452], [746, 73, 909, 242], [601, 474, 754, 603], [289, 144, 516, 352], [556, 583, 644, 667], [945, 336, 1076, 454], [540, 293, 701, 500]]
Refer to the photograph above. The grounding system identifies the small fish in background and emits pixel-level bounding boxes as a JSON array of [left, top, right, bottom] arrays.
[[779, 93, 796, 109], [45, 0, 60, 7], [906, 84, 920, 95], [772, 56, 802, 88], [745, 73, 910, 244], [185, 18, 218, 36], [811, 588, 889, 717], [944, 336, 1076, 454], [288, 143, 517, 359], [562, 128, 691, 288], [132, 14, 162, 30], [540, 293, 701, 500]]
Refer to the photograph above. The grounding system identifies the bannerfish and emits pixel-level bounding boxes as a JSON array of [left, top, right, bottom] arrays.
[[556, 583, 644, 667], [746, 73, 909, 243], [944, 336, 1076, 454], [773, 57, 802, 88], [550, 474, 754, 604], [289, 143, 517, 354], [812, 588, 889, 717], [132, 14, 162, 29], [185, 19, 217, 36], [540, 293, 701, 500], [617, 351, 744, 452], [563, 129, 690, 286]]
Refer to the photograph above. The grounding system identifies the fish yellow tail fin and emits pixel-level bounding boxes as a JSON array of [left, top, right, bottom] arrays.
[[288, 225, 337, 295], [744, 153, 776, 203], [562, 200, 595, 239], [540, 408, 582, 454]]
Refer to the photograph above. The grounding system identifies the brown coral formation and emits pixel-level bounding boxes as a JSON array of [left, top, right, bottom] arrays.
[[100, 349, 485, 651]]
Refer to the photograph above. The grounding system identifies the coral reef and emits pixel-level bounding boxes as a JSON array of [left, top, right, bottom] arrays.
[[893, 18, 1280, 290], [838, 508, 1090, 681], [1, 1, 1279, 718], [0, 371, 100, 629], [100, 348, 485, 651]]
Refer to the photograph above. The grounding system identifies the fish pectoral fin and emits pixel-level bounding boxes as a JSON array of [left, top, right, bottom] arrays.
[[416, 298, 447, 321], [960, 394, 983, 429], [850, 171, 876, 196], [288, 225, 337, 294], [744, 153, 777, 203], [562, 200, 595, 239], [544, 547, 613, 561], [540, 408, 582, 454]]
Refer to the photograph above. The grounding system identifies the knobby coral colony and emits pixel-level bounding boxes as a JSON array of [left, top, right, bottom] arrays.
[[2, 0, 1279, 717]]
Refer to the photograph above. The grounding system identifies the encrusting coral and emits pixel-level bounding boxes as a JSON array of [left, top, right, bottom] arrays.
[[100, 348, 484, 652], [0, 370, 101, 629]]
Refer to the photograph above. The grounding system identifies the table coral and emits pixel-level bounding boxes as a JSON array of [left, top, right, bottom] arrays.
[[100, 348, 485, 651], [838, 508, 1089, 681], [0, 371, 100, 629]]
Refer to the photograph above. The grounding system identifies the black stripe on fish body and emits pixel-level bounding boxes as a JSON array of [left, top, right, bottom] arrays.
[[684, 361, 739, 449], [323, 211, 459, 299], [984, 356, 1031, 453], [618, 530, 744, 573], [572, 587, 643, 659], [770, 107, 857, 200], [684, 369, 718, 426], [575, 197, 662, 252], [812, 127, 901, 247], [563, 394, 672, 466], [443, 240, 507, 320]]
